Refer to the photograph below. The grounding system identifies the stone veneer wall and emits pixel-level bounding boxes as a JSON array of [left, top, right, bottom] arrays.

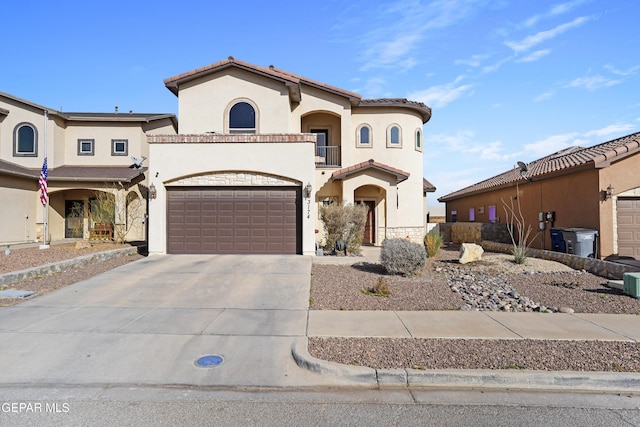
[[481, 240, 640, 280], [168, 171, 299, 187], [382, 226, 425, 244], [438, 222, 511, 245]]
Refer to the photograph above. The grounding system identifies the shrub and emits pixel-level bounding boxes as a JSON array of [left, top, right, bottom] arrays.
[[424, 231, 443, 258], [319, 203, 368, 255], [361, 277, 392, 297], [380, 238, 426, 276]]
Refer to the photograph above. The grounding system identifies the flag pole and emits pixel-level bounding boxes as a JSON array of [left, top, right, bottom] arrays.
[[39, 110, 49, 250]]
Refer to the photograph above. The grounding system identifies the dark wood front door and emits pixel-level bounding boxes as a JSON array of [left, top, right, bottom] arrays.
[[65, 200, 84, 238], [362, 201, 375, 245]]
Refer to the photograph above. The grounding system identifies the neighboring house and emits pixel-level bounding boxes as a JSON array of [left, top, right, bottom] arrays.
[[1, 57, 434, 256], [0, 91, 177, 244], [147, 57, 432, 255], [438, 132, 640, 259]]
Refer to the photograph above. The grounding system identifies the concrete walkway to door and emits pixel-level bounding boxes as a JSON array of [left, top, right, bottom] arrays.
[[0, 255, 348, 388]]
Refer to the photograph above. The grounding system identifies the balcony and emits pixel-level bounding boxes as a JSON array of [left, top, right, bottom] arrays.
[[315, 145, 341, 167]]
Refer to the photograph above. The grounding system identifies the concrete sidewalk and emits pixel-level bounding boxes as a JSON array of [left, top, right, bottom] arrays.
[[308, 310, 640, 341], [3, 248, 640, 394]]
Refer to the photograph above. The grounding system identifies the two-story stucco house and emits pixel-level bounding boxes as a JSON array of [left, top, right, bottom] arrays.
[[0, 91, 176, 244], [1, 57, 433, 255], [147, 57, 432, 255]]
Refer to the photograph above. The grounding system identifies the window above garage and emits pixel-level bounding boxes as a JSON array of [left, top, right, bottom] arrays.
[[227, 100, 257, 134]]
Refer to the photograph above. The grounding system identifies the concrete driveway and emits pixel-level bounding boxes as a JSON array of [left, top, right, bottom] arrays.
[[0, 255, 335, 388]]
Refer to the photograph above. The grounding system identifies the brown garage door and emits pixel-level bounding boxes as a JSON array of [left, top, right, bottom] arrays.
[[167, 186, 301, 254], [617, 198, 640, 258]]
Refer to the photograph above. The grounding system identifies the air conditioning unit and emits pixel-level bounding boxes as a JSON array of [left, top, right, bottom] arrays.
[[623, 273, 640, 299]]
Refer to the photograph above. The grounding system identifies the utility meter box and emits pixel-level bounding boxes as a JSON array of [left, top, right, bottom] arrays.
[[623, 273, 640, 298]]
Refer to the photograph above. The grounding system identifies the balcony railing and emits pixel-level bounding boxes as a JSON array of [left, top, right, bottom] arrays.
[[315, 145, 341, 167]]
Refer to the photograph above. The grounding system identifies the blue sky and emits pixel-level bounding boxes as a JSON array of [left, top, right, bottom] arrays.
[[3, 0, 639, 204]]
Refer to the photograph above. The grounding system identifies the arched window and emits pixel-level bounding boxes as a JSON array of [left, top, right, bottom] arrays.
[[228, 101, 256, 134], [357, 124, 372, 147], [415, 128, 422, 152], [14, 123, 38, 156], [387, 124, 402, 147]]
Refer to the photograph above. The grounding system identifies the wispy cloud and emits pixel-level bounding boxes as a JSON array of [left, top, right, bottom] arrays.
[[426, 131, 518, 161], [565, 75, 621, 90], [454, 53, 491, 67], [505, 16, 590, 53], [524, 132, 581, 157], [524, 123, 636, 158], [516, 49, 551, 63], [358, 0, 484, 71], [482, 56, 513, 73], [584, 123, 636, 137], [408, 76, 474, 108], [604, 64, 640, 77], [533, 90, 555, 102], [522, 0, 588, 28]]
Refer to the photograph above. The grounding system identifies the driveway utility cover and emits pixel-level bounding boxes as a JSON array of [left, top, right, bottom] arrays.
[[195, 355, 224, 368], [0, 290, 36, 299]]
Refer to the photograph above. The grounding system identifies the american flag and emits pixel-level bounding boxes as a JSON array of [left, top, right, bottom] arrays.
[[39, 157, 48, 206]]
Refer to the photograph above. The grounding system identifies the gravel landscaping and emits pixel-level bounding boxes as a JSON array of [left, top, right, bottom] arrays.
[[3, 242, 640, 372], [309, 244, 640, 372], [0, 242, 144, 307]]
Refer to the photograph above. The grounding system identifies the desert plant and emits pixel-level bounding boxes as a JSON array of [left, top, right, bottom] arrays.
[[319, 203, 368, 255], [380, 238, 426, 276], [502, 190, 537, 265], [90, 184, 145, 244], [361, 277, 392, 297], [424, 231, 443, 258]]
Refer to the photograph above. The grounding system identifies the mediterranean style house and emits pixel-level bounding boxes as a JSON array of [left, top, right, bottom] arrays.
[[0, 91, 176, 245], [1, 57, 434, 255], [438, 132, 640, 260]]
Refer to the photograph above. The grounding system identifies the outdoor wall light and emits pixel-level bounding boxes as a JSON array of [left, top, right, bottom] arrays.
[[602, 184, 614, 200], [304, 182, 313, 198], [149, 183, 157, 200]]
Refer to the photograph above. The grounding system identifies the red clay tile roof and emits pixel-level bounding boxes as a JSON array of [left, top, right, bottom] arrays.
[[164, 56, 361, 103], [48, 166, 146, 183], [423, 178, 436, 193], [358, 98, 431, 123], [0, 90, 176, 127], [0, 160, 145, 183], [0, 160, 37, 179], [331, 159, 410, 183], [164, 57, 431, 122], [439, 131, 640, 202]]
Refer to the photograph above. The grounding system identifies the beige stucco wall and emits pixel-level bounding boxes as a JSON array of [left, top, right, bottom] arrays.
[[0, 97, 49, 169], [0, 175, 39, 244], [177, 69, 293, 134], [148, 137, 316, 255]]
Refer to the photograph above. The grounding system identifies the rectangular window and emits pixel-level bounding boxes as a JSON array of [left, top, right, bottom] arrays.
[[78, 139, 95, 156], [111, 139, 128, 156], [469, 208, 475, 222], [451, 210, 457, 222], [488, 205, 497, 223]]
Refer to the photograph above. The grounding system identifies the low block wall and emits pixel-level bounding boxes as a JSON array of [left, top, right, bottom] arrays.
[[438, 223, 511, 245], [0, 246, 141, 287], [481, 241, 639, 280]]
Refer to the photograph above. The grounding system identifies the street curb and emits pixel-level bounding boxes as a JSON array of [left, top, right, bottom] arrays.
[[292, 338, 378, 385], [0, 246, 142, 287], [293, 337, 640, 392]]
